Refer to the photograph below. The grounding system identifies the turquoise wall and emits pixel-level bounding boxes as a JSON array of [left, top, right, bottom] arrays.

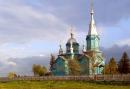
[[86, 35, 100, 51], [52, 57, 69, 76], [66, 42, 79, 54], [79, 56, 89, 75]]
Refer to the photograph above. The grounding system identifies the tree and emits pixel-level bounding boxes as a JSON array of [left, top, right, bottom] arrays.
[[103, 64, 110, 74], [32, 64, 37, 76], [103, 57, 118, 75], [50, 54, 55, 72], [39, 66, 47, 76], [8, 72, 17, 79], [32, 64, 47, 76], [68, 59, 80, 75], [118, 52, 130, 74], [109, 57, 118, 74]]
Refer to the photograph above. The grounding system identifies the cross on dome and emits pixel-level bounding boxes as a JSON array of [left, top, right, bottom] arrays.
[[67, 26, 77, 43]]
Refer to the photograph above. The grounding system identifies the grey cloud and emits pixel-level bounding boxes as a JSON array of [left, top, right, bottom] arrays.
[[0, 0, 129, 44], [95, 0, 130, 25], [0, 0, 68, 44], [102, 45, 130, 63], [37, 0, 130, 26], [0, 55, 50, 76]]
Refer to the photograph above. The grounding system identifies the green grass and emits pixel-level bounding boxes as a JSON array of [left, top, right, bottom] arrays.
[[0, 81, 130, 89]]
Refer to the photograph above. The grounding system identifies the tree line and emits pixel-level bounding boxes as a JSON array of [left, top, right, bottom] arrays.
[[7, 64, 48, 78], [104, 52, 130, 74], [8, 51, 130, 78]]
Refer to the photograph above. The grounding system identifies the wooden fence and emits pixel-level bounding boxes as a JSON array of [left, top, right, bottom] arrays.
[[0, 74, 130, 82]]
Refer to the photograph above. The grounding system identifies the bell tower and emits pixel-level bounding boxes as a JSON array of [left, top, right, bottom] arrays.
[[86, 0, 100, 51], [85, 0, 105, 75]]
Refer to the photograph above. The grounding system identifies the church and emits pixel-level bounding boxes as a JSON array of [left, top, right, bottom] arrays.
[[50, 1, 105, 76]]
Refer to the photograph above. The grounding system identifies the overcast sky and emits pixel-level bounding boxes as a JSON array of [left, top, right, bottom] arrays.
[[0, 0, 130, 76]]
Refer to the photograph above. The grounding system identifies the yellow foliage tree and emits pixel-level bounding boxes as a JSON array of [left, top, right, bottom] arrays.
[[32, 64, 47, 76], [8, 72, 17, 79]]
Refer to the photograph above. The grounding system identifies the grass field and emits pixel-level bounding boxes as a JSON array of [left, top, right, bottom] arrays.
[[0, 81, 130, 89]]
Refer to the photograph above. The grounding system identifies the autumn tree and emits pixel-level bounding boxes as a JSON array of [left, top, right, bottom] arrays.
[[103, 57, 118, 75], [68, 59, 80, 76], [8, 72, 17, 79], [103, 64, 110, 74], [32, 64, 47, 76], [118, 52, 130, 74], [109, 57, 118, 74], [50, 54, 55, 72], [38, 66, 47, 76], [32, 64, 37, 76]]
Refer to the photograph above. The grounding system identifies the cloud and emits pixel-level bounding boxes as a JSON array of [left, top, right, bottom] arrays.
[[0, 0, 129, 44], [0, 0, 129, 45], [102, 45, 130, 62], [0, 55, 50, 76], [116, 39, 130, 46], [95, 0, 130, 25], [7, 61, 16, 66], [39, 54, 45, 57], [34, 0, 130, 26], [0, 0, 68, 44], [0, 0, 70, 60]]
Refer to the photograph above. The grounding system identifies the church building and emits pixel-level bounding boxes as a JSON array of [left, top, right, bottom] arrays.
[[50, 1, 105, 76]]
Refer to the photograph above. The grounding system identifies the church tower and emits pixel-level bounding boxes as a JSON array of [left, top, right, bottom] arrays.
[[86, 0, 99, 51], [85, 0, 104, 75]]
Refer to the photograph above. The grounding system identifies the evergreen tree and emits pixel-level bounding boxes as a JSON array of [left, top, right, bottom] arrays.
[[109, 57, 118, 74], [50, 54, 55, 71], [118, 52, 130, 74], [68, 59, 80, 76]]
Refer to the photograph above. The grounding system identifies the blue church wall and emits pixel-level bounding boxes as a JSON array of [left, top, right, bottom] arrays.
[[52, 57, 68, 76], [94, 54, 105, 74], [51, 53, 104, 75], [79, 56, 89, 75]]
